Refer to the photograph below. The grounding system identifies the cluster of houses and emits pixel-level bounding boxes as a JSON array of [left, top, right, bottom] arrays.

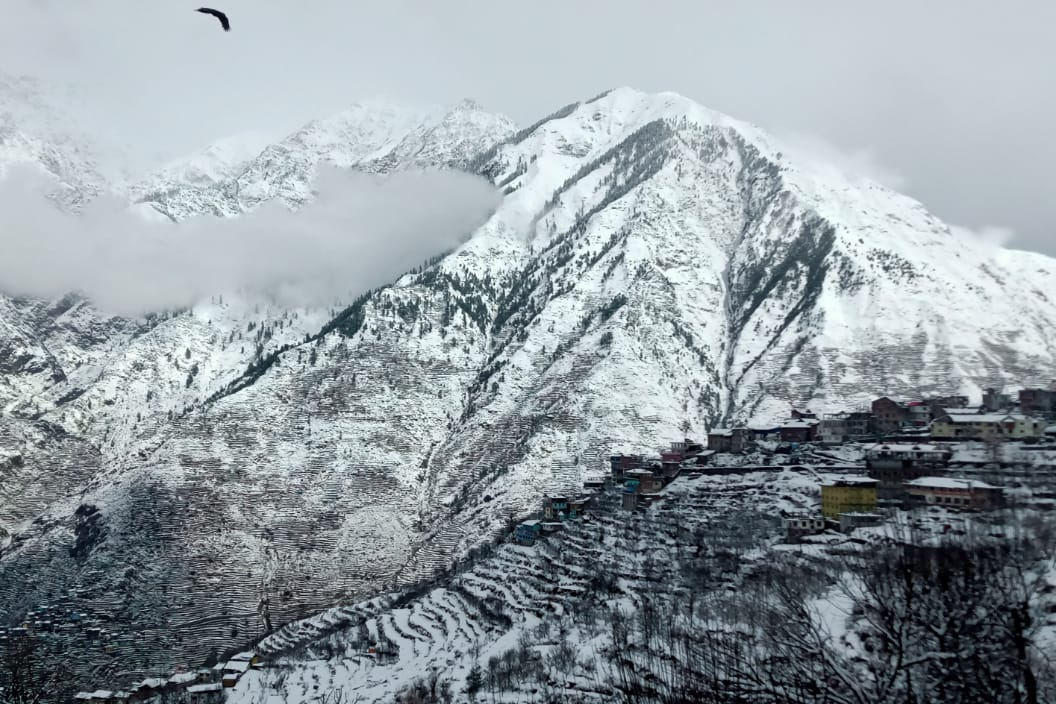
[[70, 652, 262, 704], [513, 439, 717, 545], [515, 493, 597, 545], [785, 440, 1007, 543], [0, 603, 132, 656], [513, 387, 1047, 548], [705, 386, 1056, 451]]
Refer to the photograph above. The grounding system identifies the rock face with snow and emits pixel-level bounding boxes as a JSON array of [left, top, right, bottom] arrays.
[[1, 80, 1055, 685]]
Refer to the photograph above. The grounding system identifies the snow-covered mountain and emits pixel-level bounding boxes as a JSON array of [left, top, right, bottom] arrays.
[[131, 97, 517, 221], [2, 80, 1055, 686]]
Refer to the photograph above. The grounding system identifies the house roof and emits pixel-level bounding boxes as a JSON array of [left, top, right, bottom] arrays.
[[822, 477, 878, 487], [866, 443, 949, 453], [708, 428, 733, 436], [781, 419, 819, 428], [230, 651, 256, 662], [169, 673, 197, 685], [187, 684, 224, 694], [223, 660, 251, 673], [939, 413, 1028, 424], [520, 520, 541, 527], [906, 477, 999, 490]]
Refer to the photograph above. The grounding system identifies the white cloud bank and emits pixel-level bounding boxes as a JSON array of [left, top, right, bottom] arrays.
[[0, 165, 501, 316], [771, 130, 909, 191]]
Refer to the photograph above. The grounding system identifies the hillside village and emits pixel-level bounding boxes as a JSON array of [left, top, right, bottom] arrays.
[[6, 384, 1056, 703], [517, 384, 1056, 546]]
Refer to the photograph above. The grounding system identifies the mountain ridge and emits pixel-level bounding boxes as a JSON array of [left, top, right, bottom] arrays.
[[1, 80, 1054, 686]]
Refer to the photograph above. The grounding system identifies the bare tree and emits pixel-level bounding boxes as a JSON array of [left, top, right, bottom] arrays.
[[0, 633, 74, 704]]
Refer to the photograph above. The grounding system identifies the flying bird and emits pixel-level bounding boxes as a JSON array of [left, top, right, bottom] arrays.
[[195, 7, 230, 31]]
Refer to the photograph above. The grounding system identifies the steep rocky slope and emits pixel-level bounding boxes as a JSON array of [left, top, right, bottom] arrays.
[[2, 83, 1055, 686]]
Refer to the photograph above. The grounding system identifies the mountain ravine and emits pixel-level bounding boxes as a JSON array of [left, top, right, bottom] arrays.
[[1, 84, 1055, 685]]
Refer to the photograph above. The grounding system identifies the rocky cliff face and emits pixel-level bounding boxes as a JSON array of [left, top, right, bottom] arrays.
[[1, 81, 1054, 684]]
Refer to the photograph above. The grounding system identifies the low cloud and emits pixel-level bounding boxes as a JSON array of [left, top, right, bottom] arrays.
[[949, 224, 1016, 249], [772, 130, 909, 191], [0, 165, 501, 316]]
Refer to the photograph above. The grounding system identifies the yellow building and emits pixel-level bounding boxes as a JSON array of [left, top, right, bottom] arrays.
[[931, 413, 1045, 441], [821, 477, 878, 519]]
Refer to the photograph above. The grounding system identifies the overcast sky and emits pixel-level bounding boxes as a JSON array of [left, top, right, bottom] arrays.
[[1, 0, 1053, 253]]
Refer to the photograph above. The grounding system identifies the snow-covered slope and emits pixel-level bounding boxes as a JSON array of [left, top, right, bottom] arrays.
[[132, 97, 517, 221], [2, 83, 1055, 687]]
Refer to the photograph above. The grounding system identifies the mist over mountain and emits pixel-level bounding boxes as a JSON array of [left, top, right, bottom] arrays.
[[1, 75, 1055, 696]]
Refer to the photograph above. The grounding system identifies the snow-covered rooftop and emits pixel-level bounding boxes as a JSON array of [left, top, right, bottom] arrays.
[[822, 476, 878, 486], [866, 443, 949, 453], [187, 683, 223, 694], [905, 477, 1000, 490], [168, 673, 197, 684], [939, 413, 1028, 423]]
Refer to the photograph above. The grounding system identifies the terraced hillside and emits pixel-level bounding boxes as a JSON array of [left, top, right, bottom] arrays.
[[4, 81, 1056, 691], [225, 467, 1056, 703]]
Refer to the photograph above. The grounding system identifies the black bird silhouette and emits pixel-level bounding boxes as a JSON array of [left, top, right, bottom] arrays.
[[195, 7, 230, 31]]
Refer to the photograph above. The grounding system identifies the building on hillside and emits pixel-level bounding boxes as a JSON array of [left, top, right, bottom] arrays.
[[982, 387, 1014, 412], [583, 478, 606, 491], [707, 428, 747, 453], [515, 520, 542, 546], [229, 652, 260, 667], [622, 468, 663, 511], [818, 414, 849, 444], [779, 419, 818, 443], [783, 513, 827, 543], [931, 413, 1045, 441], [872, 397, 908, 435], [609, 454, 644, 482], [1019, 387, 1056, 418], [927, 394, 970, 410], [820, 477, 879, 519], [839, 512, 883, 533], [128, 681, 163, 703], [865, 442, 951, 503], [566, 495, 592, 519], [542, 496, 569, 521], [670, 438, 705, 457], [622, 483, 640, 511], [625, 468, 663, 494], [221, 659, 250, 688], [540, 521, 564, 535], [904, 477, 1005, 510], [168, 673, 197, 690], [186, 683, 224, 704], [1046, 425, 1056, 441], [791, 408, 818, 420], [748, 425, 781, 442], [906, 401, 934, 427]]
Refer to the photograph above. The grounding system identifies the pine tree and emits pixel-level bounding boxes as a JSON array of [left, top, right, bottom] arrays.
[[465, 663, 483, 701]]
